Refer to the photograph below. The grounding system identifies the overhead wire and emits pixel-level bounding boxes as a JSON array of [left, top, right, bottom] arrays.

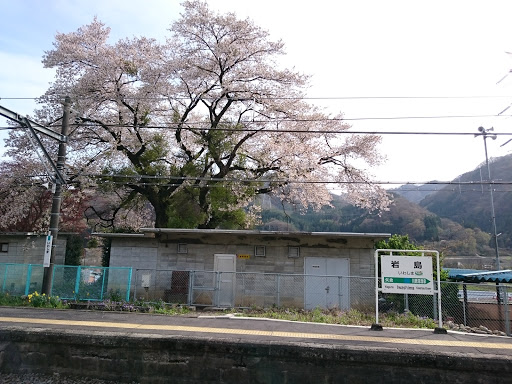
[[1, 95, 511, 193], [2, 124, 512, 136], [3, 94, 512, 131], [55, 172, 512, 186], [4, 95, 512, 100], [7, 172, 512, 185]]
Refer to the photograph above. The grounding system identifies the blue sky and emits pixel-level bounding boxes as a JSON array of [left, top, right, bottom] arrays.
[[1, 0, 512, 185]]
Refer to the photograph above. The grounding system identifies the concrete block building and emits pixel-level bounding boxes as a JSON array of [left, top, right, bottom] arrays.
[[0, 232, 67, 265], [0, 232, 68, 295], [102, 229, 390, 310]]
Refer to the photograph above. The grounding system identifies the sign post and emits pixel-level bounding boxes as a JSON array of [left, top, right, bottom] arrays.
[[43, 232, 53, 268], [374, 249, 443, 331]]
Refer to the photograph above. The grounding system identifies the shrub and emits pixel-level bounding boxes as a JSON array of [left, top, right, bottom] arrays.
[[26, 291, 66, 308]]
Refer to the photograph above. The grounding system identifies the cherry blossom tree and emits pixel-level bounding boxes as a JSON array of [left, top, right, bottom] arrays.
[[28, 0, 389, 229], [0, 159, 88, 233]]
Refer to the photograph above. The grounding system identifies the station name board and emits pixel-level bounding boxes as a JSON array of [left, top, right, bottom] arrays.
[[381, 255, 434, 295]]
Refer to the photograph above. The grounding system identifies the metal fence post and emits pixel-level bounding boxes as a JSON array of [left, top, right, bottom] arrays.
[[99, 267, 106, 300], [338, 276, 342, 308], [240, 273, 245, 307], [24, 264, 33, 296], [276, 274, 281, 307], [125, 267, 133, 302], [74, 266, 81, 300], [2, 264, 9, 293], [433, 290, 438, 322], [462, 283, 468, 326], [504, 285, 510, 336], [215, 271, 220, 307], [187, 271, 193, 305], [133, 269, 138, 301]]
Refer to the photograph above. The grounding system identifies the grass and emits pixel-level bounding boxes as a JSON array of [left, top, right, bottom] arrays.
[[0, 292, 437, 329], [0, 291, 68, 309], [231, 306, 437, 329]]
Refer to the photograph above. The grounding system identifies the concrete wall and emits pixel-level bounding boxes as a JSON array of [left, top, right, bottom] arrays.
[[0, 327, 509, 384], [109, 233, 378, 277], [107, 232, 382, 310], [0, 235, 66, 265], [110, 231, 380, 308]]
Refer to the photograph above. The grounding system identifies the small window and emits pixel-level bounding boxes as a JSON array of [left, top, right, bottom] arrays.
[[288, 246, 300, 258], [0, 243, 8, 253], [177, 243, 188, 254], [254, 245, 266, 257]]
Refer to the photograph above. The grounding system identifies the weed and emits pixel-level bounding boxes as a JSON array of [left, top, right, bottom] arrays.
[[235, 306, 437, 329], [25, 291, 67, 309], [0, 291, 438, 330], [380, 311, 437, 329], [152, 303, 191, 315], [0, 292, 24, 306], [108, 289, 124, 302]]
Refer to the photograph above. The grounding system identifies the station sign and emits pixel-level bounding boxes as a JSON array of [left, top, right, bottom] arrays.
[[381, 255, 433, 295], [43, 233, 53, 267]]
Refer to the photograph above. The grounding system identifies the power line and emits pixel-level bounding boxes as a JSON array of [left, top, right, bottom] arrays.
[[4, 95, 512, 100], [66, 114, 512, 124], [9, 172, 512, 185], [6, 173, 512, 192], [3, 125, 512, 136], [77, 173, 512, 186]]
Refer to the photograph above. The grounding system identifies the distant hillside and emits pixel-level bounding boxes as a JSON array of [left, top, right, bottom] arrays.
[[420, 154, 512, 249], [258, 193, 496, 258], [391, 182, 447, 204], [257, 154, 512, 263]]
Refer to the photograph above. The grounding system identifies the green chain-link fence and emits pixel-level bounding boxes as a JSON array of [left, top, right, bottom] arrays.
[[0, 263, 132, 301]]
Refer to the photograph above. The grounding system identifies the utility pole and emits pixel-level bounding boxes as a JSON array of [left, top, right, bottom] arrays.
[[0, 101, 69, 294], [475, 127, 500, 270], [42, 96, 71, 295]]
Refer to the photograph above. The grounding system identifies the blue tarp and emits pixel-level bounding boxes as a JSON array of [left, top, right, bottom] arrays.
[[446, 268, 512, 283]]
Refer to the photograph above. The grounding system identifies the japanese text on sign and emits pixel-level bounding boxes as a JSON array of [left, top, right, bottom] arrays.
[[381, 255, 433, 295]]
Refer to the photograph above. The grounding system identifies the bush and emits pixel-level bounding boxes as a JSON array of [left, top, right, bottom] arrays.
[[26, 291, 66, 308], [65, 235, 84, 266]]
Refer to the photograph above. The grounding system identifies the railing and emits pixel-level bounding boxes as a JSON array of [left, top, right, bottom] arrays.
[[0, 263, 44, 296], [0, 263, 132, 302], [133, 269, 373, 311], [133, 268, 511, 335], [1, 263, 510, 335]]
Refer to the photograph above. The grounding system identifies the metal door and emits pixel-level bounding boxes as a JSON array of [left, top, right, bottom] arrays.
[[305, 257, 350, 310], [214, 254, 236, 307]]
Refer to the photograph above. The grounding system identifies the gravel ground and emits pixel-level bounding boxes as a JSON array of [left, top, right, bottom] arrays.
[[0, 373, 139, 383]]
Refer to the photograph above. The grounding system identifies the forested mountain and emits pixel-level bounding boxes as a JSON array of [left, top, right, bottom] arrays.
[[258, 154, 512, 259], [390, 183, 447, 204], [258, 193, 496, 257], [419, 154, 512, 250]]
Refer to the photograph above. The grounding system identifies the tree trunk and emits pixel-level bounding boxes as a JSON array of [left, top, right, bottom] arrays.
[[149, 196, 171, 229]]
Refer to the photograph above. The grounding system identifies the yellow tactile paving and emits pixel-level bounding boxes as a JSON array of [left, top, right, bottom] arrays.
[[0, 316, 510, 350]]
